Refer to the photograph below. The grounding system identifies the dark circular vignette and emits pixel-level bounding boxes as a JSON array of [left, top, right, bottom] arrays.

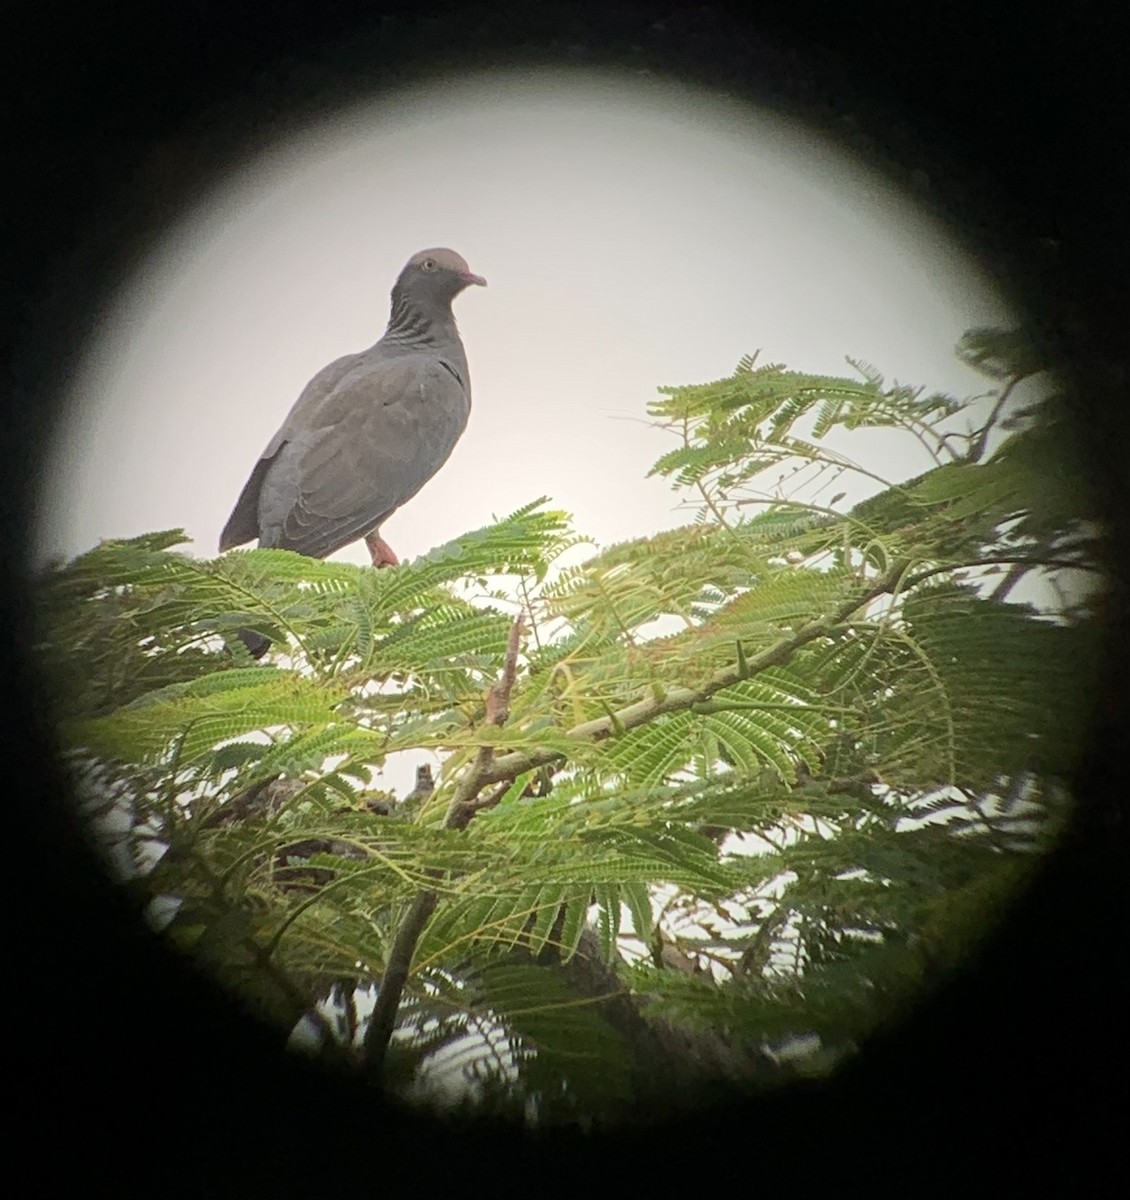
[[3, 0, 1126, 1190]]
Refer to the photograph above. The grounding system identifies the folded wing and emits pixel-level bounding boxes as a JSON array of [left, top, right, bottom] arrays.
[[240, 353, 471, 561]]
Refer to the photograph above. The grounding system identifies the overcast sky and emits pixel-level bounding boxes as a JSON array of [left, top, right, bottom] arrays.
[[36, 68, 1013, 570]]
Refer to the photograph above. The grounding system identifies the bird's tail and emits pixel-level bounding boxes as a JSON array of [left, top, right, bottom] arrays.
[[238, 628, 272, 659]]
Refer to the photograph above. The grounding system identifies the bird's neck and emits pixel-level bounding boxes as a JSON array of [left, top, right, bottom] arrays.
[[382, 289, 459, 349]]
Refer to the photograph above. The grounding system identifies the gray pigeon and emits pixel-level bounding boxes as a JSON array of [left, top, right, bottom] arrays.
[[220, 248, 485, 655]]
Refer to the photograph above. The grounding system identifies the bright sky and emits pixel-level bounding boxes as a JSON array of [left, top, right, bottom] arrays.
[[36, 67, 1012, 569]]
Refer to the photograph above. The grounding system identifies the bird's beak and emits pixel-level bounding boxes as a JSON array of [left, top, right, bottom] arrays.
[[461, 271, 487, 287]]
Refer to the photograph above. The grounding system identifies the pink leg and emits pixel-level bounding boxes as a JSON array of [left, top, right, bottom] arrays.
[[364, 531, 400, 569]]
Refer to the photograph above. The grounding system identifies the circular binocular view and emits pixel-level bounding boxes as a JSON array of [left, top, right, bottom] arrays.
[[33, 70, 1102, 1126]]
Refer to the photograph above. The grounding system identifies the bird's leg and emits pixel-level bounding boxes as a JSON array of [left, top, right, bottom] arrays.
[[364, 531, 400, 569]]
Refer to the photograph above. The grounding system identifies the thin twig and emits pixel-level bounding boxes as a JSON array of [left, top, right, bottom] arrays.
[[446, 613, 525, 829], [964, 376, 1021, 464], [989, 560, 1029, 602], [518, 575, 542, 652]]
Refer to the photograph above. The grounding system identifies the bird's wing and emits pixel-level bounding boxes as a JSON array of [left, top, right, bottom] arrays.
[[219, 351, 367, 551], [259, 353, 471, 560]]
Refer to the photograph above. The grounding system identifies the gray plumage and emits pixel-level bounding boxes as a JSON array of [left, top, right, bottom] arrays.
[[220, 248, 485, 565]]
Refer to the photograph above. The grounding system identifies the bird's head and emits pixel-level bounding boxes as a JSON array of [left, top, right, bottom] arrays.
[[395, 248, 487, 308]]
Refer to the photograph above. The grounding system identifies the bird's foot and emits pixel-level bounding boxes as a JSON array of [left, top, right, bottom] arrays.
[[365, 532, 400, 569]]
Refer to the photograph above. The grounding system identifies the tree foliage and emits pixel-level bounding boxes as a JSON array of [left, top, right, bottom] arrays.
[[35, 328, 1101, 1125]]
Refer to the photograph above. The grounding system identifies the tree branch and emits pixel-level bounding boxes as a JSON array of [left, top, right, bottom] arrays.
[[361, 615, 525, 1074], [478, 559, 913, 787], [474, 544, 1098, 791], [544, 926, 781, 1109]]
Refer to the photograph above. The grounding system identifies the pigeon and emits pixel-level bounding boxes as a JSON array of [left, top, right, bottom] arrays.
[[219, 248, 485, 655]]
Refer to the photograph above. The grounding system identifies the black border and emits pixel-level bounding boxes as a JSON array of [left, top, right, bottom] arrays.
[[5, 2, 1126, 1190]]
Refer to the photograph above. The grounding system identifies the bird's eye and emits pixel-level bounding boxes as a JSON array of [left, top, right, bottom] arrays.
[[422, 258, 437, 271]]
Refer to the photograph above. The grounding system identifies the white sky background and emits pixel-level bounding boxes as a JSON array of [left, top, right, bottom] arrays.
[[37, 68, 1012, 567], [36, 69, 1019, 800]]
